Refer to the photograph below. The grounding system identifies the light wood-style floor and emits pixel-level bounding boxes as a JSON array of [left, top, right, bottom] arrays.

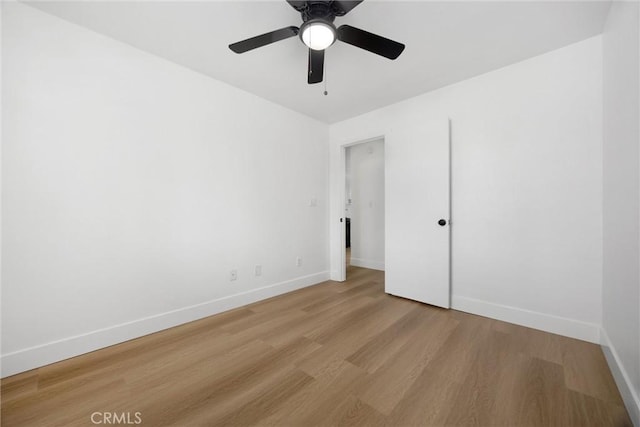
[[1, 266, 632, 426]]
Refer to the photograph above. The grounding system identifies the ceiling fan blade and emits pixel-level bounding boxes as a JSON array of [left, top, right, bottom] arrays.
[[332, 1, 364, 16], [308, 49, 324, 84], [229, 26, 299, 54], [286, 0, 307, 12], [337, 24, 405, 60]]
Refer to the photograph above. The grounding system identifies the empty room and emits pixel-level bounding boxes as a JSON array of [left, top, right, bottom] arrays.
[[1, 0, 639, 426]]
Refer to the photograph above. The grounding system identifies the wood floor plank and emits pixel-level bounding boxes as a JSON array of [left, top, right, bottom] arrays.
[[302, 296, 384, 342], [286, 361, 369, 426], [260, 295, 375, 347], [501, 322, 566, 365], [313, 294, 416, 346], [443, 329, 513, 426], [246, 283, 336, 313], [345, 305, 430, 373], [563, 389, 633, 427], [36, 309, 241, 389], [2, 375, 129, 427], [257, 361, 365, 426], [491, 356, 567, 426], [127, 338, 273, 400], [1, 266, 631, 426], [356, 309, 459, 415], [421, 312, 490, 385], [300, 287, 376, 314], [386, 368, 463, 426], [0, 371, 38, 404], [205, 367, 314, 426], [294, 297, 415, 381], [136, 338, 316, 426], [318, 394, 386, 427], [562, 337, 624, 403]]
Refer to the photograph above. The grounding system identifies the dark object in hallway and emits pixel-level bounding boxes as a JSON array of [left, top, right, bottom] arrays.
[[346, 217, 351, 248]]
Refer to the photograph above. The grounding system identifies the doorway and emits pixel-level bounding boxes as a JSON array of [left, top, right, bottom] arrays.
[[343, 139, 385, 278], [332, 119, 451, 308]]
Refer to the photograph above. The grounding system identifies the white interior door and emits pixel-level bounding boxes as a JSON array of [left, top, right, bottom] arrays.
[[385, 119, 450, 308]]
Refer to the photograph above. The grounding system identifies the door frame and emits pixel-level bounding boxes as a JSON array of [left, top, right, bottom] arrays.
[[336, 135, 386, 282]]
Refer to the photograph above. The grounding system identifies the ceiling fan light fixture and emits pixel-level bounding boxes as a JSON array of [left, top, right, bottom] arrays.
[[300, 20, 336, 50], [228, 1, 405, 85]]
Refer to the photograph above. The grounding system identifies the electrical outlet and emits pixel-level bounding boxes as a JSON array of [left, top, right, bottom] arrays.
[[255, 265, 262, 276], [230, 269, 237, 281], [296, 257, 302, 267]]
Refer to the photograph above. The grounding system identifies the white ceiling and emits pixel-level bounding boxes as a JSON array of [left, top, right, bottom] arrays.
[[27, 1, 611, 123]]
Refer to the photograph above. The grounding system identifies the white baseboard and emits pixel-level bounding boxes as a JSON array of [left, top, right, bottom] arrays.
[[451, 295, 601, 343], [1, 271, 330, 378], [350, 257, 385, 271], [601, 328, 640, 427]]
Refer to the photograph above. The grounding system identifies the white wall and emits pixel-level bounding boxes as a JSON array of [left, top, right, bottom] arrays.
[[347, 140, 385, 271], [330, 36, 603, 343], [0, 1, 4, 364], [602, 1, 640, 425], [1, 3, 329, 376]]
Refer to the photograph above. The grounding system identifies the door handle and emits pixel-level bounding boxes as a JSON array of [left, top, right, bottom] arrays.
[[438, 219, 447, 226]]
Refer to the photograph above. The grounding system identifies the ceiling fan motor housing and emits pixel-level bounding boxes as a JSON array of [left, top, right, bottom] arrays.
[[300, 1, 337, 22]]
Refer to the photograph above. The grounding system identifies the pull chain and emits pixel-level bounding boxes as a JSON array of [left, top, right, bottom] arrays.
[[323, 56, 328, 96]]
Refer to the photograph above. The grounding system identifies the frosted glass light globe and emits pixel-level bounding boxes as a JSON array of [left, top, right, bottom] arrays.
[[301, 22, 336, 50]]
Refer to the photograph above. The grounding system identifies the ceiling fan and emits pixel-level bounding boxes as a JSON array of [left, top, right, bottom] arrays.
[[228, 0, 405, 84]]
